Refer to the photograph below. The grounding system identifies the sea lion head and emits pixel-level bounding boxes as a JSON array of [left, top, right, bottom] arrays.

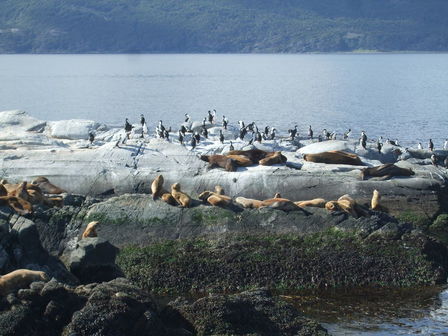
[[32, 177, 49, 184], [274, 193, 281, 199], [171, 183, 181, 192], [214, 185, 224, 195], [325, 201, 339, 212]]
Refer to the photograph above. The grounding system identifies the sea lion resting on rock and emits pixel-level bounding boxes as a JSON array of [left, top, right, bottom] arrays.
[[199, 186, 232, 207], [325, 195, 369, 218], [227, 149, 287, 165], [0, 269, 49, 296], [235, 196, 301, 212], [171, 183, 192, 208], [259, 151, 287, 166], [150, 175, 177, 205], [31, 177, 66, 194], [82, 221, 99, 238], [200, 155, 236, 172], [295, 198, 327, 208], [0, 196, 33, 216], [303, 151, 363, 166], [9, 182, 63, 208], [225, 154, 254, 167], [360, 163, 415, 180]]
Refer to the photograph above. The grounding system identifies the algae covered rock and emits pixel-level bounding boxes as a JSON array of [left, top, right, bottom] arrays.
[[165, 288, 328, 336]]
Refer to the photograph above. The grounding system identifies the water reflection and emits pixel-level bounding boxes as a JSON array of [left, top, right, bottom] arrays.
[[283, 286, 448, 335]]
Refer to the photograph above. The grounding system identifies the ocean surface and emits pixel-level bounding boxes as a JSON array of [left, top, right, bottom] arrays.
[[1, 54, 448, 335], [0, 54, 447, 147]]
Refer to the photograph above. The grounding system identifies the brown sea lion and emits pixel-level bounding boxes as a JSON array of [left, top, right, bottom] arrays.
[[200, 155, 237, 172], [371, 190, 381, 210], [259, 151, 287, 166], [82, 221, 99, 238], [295, 198, 326, 208], [0, 196, 33, 215], [151, 175, 164, 200], [214, 185, 225, 195], [198, 189, 232, 207], [171, 183, 191, 207], [225, 154, 254, 167], [360, 163, 415, 180], [303, 151, 363, 166], [226, 149, 269, 163], [31, 177, 66, 194], [0, 269, 49, 296], [325, 195, 369, 218], [235, 196, 300, 211]]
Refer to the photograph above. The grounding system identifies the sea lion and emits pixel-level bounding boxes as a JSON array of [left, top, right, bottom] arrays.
[[198, 188, 232, 207], [225, 154, 254, 167], [259, 151, 287, 166], [303, 151, 363, 166], [31, 177, 66, 194], [325, 195, 369, 218], [274, 193, 281, 198], [0, 269, 49, 296], [360, 163, 415, 180], [82, 221, 99, 238], [226, 149, 270, 163], [295, 198, 326, 208], [371, 189, 381, 210], [0, 196, 33, 215], [214, 185, 225, 195], [200, 155, 236, 172], [151, 175, 164, 200], [171, 183, 191, 208], [235, 196, 300, 211], [161, 192, 177, 206]]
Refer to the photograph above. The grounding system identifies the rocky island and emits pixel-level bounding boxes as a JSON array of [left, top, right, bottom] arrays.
[[0, 109, 447, 336]]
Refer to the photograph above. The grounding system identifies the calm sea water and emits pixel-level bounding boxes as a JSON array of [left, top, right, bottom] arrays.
[[0, 54, 447, 147]]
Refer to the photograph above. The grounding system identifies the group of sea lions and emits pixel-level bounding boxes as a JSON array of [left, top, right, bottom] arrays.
[[0, 177, 65, 215], [151, 175, 192, 207], [200, 149, 287, 172], [150, 175, 384, 217]]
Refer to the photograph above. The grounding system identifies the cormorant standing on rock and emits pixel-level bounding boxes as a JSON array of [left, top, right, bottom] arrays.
[[194, 132, 201, 143], [429, 139, 434, 151], [377, 139, 382, 154], [185, 114, 190, 123], [323, 129, 331, 140], [238, 120, 245, 130], [202, 126, 208, 139], [431, 154, 438, 166], [264, 126, 269, 136], [289, 125, 298, 140], [222, 116, 228, 130], [207, 110, 213, 124], [190, 136, 196, 150], [343, 129, 351, 140], [178, 130, 184, 145], [418, 142, 423, 150], [270, 128, 276, 140], [308, 125, 313, 139], [444, 139, 448, 150], [180, 125, 187, 136], [123, 118, 133, 144], [88, 132, 95, 145], [164, 129, 170, 141], [318, 134, 322, 142], [219, 130, 224, 144], [229, 141, 234, 151], [239, 127, 247, 140], [202, 117, 207, 127], [255, 131, 262, 143], [140, 114, 146, 127], [331, 132, 337, 140], [360, 137, 367, 150]]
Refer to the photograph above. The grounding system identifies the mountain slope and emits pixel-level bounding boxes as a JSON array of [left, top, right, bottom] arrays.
[[0, 0, 447, 53]]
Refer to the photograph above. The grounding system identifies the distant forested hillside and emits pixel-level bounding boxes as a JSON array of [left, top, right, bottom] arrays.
[[0, 0, 447, 53]]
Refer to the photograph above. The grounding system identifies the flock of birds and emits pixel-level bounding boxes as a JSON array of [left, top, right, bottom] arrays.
[[87, 109, 448, 166]]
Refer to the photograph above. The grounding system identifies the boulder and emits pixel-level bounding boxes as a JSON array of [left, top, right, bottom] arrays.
[[64, 237, 123, 284], [164, 289, 328, 336], [48, 119, 108, 140]]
